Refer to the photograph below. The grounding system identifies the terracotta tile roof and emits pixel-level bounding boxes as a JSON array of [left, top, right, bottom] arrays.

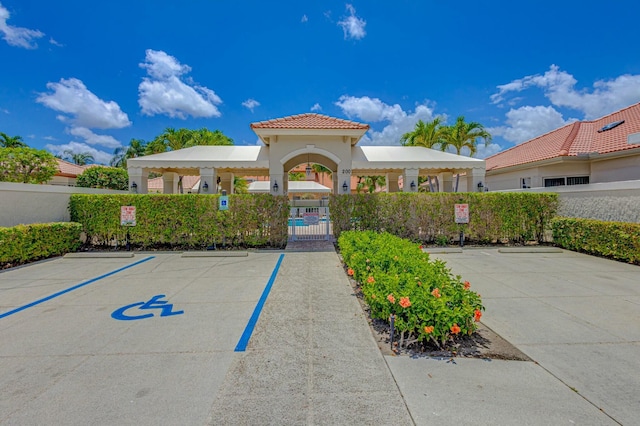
[[486, 102, 640, 171], [55, 159, 87, 177], [250, 113, 369, 130]]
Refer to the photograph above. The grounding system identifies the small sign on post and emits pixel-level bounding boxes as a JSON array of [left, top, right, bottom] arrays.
[[120, 206, 136, 226], [219, 194, 229, 211], [454, 204, 469, 224], [303, 212, 319, 225]]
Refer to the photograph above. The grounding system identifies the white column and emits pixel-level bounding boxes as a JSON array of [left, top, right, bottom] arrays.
[[466, 168, 486, 192], [403, 168, 419, 192], [439, 172, 454, 192], [163, 172, 178, 194], [270, 173, 284, 195], [128, 167, 148, 194], [385, 172, 400, 192], [199, 167, 216, 194]]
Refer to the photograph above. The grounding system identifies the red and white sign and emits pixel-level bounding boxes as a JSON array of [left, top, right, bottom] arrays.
[[120, 206, 136, 226], [454, 204, 469, 224], [303, 212, 319, 225]]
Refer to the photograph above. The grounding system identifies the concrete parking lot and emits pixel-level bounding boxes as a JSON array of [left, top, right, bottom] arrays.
[[0, 252, 284, 425]]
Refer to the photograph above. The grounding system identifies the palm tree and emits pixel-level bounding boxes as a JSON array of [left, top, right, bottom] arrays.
[[0, 132, 27, 148], [64, 150, 94, 166], [440, 116, 491, 156], [400, 118, 447, 192], [111, 138, 146, 168], [288, 171, 305, 181], [311, 164, 332, 185], [233, 176, 249, 194]]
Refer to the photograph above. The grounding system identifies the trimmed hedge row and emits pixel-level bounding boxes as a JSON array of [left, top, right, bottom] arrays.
[[552, 217, 640, 264], [330, 192, 558, 244], [339, 230, 484, 348], [0, 222, 82, 267], [69, 194, 290, 249]]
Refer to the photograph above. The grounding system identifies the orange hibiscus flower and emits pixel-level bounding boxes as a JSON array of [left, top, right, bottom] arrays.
[[399, 297, 411, 308], [474, 309, 482, 322], [464, 281, 471, 290], [347, 268, 354, 276], [387, 294, 395, 304], [367, 276, 375, 284], [424, 326, 434, 334], [450, 324, 461, 334], [431, 288, 441, 298]]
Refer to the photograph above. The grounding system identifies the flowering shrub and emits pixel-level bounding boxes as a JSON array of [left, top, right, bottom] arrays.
[[339, 230, 484, 348]]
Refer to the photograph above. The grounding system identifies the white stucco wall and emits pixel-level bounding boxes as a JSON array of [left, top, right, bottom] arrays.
[[0, 182, 127, 227], [498, 180, 640, 223]]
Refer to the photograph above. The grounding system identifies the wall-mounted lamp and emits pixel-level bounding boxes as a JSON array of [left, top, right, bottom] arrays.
[[342, 181, 348, 193], [477, 181, 484, 192], [410, 180, 416, 190], [273, 180, 279, 193], [131, 182, 137, 193], [202, 181, 208, 192]]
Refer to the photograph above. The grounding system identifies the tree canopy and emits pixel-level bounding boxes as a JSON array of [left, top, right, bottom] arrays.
[[440, 116, 492, 156], [0, 147, 58, 183], [64, 150, 94, 166], [76, 166, 128, 190], [0, 132, 27, 148], [144, 127, 233, 155]]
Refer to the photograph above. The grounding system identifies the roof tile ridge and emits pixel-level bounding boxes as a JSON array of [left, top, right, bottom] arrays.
[[559, 121, 581, 155], [485, 120, 579, 160], [593, 101, 640, 122]]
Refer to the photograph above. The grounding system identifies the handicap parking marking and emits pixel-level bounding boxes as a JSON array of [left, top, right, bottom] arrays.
[[0, 256, 155, 320], [111, 294, 184, 321]]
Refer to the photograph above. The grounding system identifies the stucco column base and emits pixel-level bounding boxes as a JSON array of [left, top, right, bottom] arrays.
[[403, 168, 419, 192], [200, 167, 216, 194], [386, 173, 400, 192], [439, 172, 454, 193], [128, 167, 148, 194], [270, 174, 284, 195]]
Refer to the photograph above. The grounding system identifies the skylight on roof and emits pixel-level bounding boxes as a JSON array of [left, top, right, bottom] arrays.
[[598, 120, 625, 133]]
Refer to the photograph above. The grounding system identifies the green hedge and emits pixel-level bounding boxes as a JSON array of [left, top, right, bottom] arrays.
[[552, 217, 640, 264], [330, 192, 558, 244], [0, 223, 82, 267], [69, 194, 290, 249], [339, 230, 483, 348]]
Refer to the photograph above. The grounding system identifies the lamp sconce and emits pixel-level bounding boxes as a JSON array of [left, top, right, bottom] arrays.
[[130, 182, 137, 193], [477, 181, 484, 192], [410, 180, 416, 190], [342, 181, 348, 193], [273, 180, 279, 193], [202, 181, 208, 192]]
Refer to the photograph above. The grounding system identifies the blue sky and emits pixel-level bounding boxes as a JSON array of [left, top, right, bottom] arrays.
[[1, 0, 640, 164]]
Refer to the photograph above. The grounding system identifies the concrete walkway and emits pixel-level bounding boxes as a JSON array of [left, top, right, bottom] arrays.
[[206, 241, 413, 425]]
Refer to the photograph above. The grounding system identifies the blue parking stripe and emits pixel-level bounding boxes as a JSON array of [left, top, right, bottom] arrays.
[[235, 253, 285, 352], [0, 256, 155, 319]]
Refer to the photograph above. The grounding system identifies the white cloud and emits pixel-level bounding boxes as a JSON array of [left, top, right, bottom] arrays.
[[475, 142, 503, 159], [301, 14, 308, 23], [242, 98, 260, 112], [492, 65, 640, 119], [46, 141, 112, 165], [43, 135, 57, 141], [37, 78, 131, 129], [68, 126, 121, 149], [488, 105, 574, 144], [49, 37, 63, 47], [138, 49, 222, 119], [338, 4, 366, 40], [335, 95, 405, 122], [311, 103, 322, 112], [336, 95, 438, 146], [0, 3, 44, 49]]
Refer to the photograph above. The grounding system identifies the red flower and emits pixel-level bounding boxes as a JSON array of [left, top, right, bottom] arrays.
[[474, 309, 482, 322], [464, 281, 471, 290], [450, 324, 461, 334], [347, 268, 354, 276], [367, 276, 375, 284], [424, 326, 434, 334], [431, 288, 441, 298], [387, 294, 395, 304], [399, 297, 411, 308]]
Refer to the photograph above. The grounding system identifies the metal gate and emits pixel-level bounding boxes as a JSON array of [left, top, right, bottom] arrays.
[[288, 207, 332, 241]]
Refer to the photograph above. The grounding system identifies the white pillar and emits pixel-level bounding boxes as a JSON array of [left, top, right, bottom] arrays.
[[403, 168, 419, 192], [439, 172, 454, 192], [385, 172, 400, 192], [128, 167, 148, 194], [163, 172, 178, 194], [466, 168, 486, 192], [270, 174, 284, 195], [199, 167, 216, 194]]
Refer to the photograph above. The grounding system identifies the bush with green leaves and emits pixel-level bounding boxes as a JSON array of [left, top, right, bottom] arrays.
[[339, 230, 483, 349], [0, 147, 58, 183], [76, 166, 129, 190], [330, 192, 558, 244], [0, 223, 82, 268], [69, 193, 289, 249], [552, 217, 640, 264]]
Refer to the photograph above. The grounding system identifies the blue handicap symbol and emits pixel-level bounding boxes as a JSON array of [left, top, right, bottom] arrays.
[[111, 294, 184, 321]]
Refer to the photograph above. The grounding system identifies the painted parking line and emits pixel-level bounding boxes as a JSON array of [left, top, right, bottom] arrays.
[[234, 253, 285, 352], [0, 256, 155, 320]]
